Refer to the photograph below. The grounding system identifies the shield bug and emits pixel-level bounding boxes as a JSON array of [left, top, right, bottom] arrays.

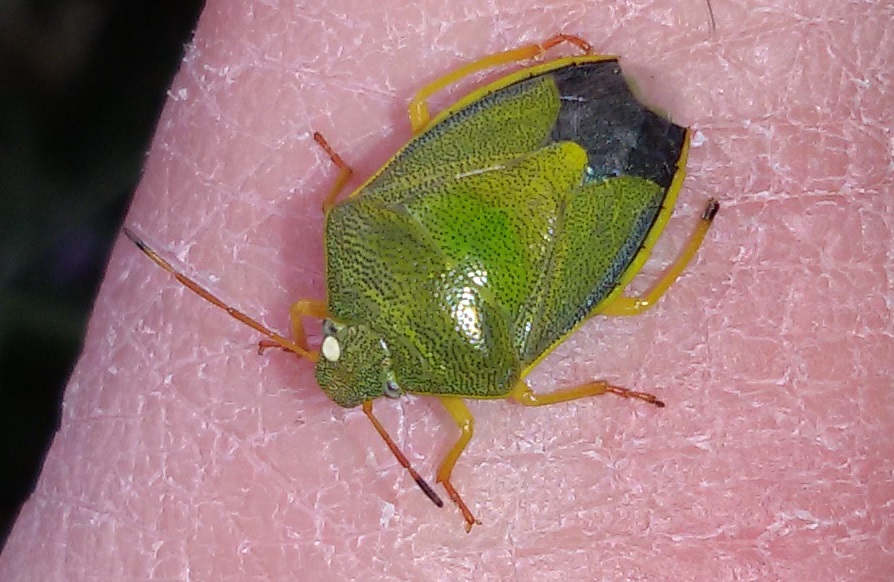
[[124, 33, 719, 531]]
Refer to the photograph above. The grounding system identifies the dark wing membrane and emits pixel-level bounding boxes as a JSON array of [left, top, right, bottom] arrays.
[[549, 61, 686, 189]]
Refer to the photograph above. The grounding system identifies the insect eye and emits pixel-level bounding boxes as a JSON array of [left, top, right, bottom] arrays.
[[383, 379, 401, 399], [321, 319, 338, 336]]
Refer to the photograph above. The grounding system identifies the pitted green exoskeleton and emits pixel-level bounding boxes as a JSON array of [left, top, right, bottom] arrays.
[[124, 33, 718, 532], [315, 318, 403, 407]]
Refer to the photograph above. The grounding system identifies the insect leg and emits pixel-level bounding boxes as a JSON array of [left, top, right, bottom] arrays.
[[509, 380, 665, 408], [312, 132, 353, 210], [257, 298, 327, 357], [290, 299, 327, 350], [406, 34, 596, 134], [600, 199, 719, 316], [436, 396, 481, 532], [123, 228, 317, 363]]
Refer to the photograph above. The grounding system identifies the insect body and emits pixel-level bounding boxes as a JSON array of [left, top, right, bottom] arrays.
[[125, 34, 718, 531]]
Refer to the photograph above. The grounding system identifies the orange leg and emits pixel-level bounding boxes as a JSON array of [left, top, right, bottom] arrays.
[[407, 33, 594, 133], [436, 396, 481, 532], [510, 380, 665, 408], [313, 132, 353, 210]]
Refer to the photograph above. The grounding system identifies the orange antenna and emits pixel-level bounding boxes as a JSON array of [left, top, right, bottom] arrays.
[[706, 0, 717, 32], [362, 401, 444, 508], [122, 227, 317, 363], [123, 227, 442, 506]]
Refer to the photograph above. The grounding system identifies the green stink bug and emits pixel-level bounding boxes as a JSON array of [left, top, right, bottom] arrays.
[[124, 34, 718, 532]]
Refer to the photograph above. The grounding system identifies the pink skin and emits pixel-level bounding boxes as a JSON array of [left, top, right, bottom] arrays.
[[2, 0, 891, 579]]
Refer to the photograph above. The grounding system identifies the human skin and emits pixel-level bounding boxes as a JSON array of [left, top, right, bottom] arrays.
[[2, 0, 892, 580]]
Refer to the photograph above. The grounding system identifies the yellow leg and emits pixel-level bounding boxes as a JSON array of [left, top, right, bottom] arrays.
[[288, 299, 328, 351], [408, 34, 593, 133], [313, 132, 353, 210], [122, 228, 317, 363], [437, 396, 481, 532], [256, 298, 327, 360], [600, 199, 719, 316], [510, 380, 665, 408]]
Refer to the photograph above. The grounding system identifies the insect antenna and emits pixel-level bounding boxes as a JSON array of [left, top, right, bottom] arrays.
[[362, 401, 444, 508], [122, 227, 317, 362], [706, 0, 717, 33]]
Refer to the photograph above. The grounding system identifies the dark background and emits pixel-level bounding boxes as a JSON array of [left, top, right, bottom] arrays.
[[0, 0, 205, 549]]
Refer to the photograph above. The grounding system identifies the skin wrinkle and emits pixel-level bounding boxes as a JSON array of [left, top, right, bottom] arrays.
[[3, 0, 893, 579]]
